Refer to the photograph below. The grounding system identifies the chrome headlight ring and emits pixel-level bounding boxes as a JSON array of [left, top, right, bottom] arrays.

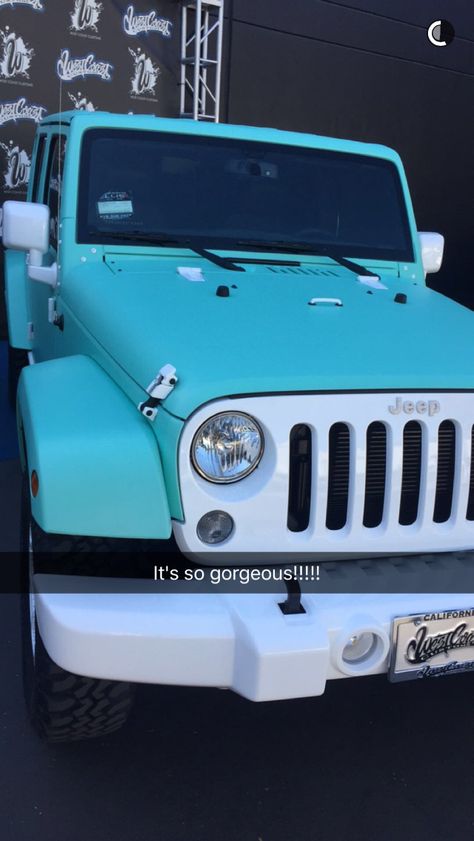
[[191, 411, 264, 484]]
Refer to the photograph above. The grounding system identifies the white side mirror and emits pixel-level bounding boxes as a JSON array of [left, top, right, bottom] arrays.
[[2, 200, 57, 287], [418, 232, 444, 275], [2, 200, 49, 263]]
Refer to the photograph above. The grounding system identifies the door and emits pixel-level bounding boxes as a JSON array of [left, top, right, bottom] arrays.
[[29, 133, 67, 362]]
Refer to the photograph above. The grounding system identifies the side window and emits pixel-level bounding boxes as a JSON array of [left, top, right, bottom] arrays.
[[30, 134, 47, 203], [43, 134, 67, 250]]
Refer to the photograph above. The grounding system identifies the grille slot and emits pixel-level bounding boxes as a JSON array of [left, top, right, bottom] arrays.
[[399, 421, 422, 525], [287, 424, 312, 532], [326, 423, 350, 530], [283, 400, 473, 540], [433, 421, 456, 523], [266, 266, 340, 276], [466, 426, 474, 520], [363, 422, 387, 528]]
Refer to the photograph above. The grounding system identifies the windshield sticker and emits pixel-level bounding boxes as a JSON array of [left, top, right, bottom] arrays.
[[177, 267, 205, 282], [97, 191, 133, 220]]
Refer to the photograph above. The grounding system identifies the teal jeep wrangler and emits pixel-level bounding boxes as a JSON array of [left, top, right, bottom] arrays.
[[3, 111, 474, 742]]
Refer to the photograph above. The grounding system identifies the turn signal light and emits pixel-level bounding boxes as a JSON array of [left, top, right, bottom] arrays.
[[31, 470, 39, 498]]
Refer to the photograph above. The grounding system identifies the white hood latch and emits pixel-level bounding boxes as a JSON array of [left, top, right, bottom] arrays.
[[138, 364, 178, 421]]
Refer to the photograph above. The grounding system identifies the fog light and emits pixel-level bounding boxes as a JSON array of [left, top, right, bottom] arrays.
[[197, 511, 234, 544], [342, 632, 377, 664]]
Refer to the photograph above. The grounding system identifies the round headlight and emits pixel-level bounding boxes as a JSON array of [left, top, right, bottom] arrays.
[[191, 412, 264, 483]]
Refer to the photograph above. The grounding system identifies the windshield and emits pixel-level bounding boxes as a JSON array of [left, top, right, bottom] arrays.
[[77, 128, 414, 262]]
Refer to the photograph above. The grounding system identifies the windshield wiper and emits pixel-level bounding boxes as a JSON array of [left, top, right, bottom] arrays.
[[236, 240, 379, 278], [88, 230, 180, 245], [88, 230, 244, 272], [188, 245, 244, 272]]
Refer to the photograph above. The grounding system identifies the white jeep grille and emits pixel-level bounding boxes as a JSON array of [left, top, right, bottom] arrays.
[[174, 392, 474, 559]]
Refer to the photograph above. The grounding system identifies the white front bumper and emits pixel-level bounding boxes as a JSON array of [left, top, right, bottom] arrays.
[[35, 577, 474, 701]]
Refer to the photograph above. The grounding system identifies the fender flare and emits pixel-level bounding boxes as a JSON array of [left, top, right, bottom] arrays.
[[18, 354, 171, 539]]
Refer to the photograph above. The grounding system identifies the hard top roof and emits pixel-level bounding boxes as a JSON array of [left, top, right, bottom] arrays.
[[41, 111, 400, 163]]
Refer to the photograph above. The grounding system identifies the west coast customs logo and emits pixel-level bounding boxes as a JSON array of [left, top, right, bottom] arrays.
[[405, 612, 474, 679], [0, 28, 34, 82], [0, 0, 43, 9], [70, 0, 103, 39], [57, 49, 113, 82], [123, 4, 173, 38], [68, 90, 96, 111], [129, 46, 159, 98], [0, 96, 46, 125], [0, 139, 30, 191]]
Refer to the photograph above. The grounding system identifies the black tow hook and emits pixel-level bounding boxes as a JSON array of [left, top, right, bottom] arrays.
[[279, 575, 306, 615]]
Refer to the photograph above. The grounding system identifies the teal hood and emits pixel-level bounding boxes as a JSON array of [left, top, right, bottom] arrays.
[[63, 255, 474, 419]]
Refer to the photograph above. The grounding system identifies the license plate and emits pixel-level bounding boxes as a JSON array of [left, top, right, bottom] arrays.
[[389, 608, 474, 682]]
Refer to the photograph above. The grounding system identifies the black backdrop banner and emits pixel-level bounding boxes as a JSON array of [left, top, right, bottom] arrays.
[[0, 0, 181, 202]]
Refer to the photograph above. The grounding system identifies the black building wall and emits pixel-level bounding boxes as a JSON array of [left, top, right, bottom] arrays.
[[223, 0, 474, 308]]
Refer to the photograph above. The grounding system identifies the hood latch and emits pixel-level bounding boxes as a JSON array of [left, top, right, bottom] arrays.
[[138, 364, 178, 421]]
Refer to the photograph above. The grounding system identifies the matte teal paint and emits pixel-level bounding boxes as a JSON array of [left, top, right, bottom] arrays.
[[4, 250, 31, 349], [153, 407, 185, 521], [60, 258, 474, 420], [53, 295, 185, 520], [18, 355, 171, 538]]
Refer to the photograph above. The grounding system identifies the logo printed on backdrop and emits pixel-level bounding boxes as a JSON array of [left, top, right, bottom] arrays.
[[123, 4, 173, 38], [0, 28, 34, 83], [0, 0, 43, 9], [70, 0, 103, 40], [57, 49, 113, 82], [129, 46, 159, 99], [0, 96, 46, 125], [68, 90, 96, 111], [0, 139, 30, 192]]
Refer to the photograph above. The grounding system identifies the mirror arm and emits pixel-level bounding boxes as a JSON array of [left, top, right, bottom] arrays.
[[28, 261, 58, 288], [29, 248, 44, 267]]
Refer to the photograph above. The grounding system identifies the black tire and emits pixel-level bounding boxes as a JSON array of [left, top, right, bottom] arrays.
[[20, 472, 135, 743], [8, 345, 28, 408]]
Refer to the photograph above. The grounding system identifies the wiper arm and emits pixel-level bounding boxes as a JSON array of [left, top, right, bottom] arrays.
[[236, 240, 379, 278], [188, 245, 244, 272], [88, 230, 244, 272], [324, 253, 379, 278], [88, 230, 180, 246]]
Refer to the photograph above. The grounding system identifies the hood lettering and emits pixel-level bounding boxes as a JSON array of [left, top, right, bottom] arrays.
[[388, 397, 440, 416]]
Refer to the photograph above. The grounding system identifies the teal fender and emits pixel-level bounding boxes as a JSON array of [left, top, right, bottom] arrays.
[[17, 355, 171, 538], [4, 250, 32, 349]]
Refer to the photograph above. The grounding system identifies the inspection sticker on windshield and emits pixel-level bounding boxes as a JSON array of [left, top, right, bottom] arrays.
[[97, 191, 133, 220], [389, 608, 474, 683]]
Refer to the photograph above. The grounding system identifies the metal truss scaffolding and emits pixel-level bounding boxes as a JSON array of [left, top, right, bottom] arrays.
[[180, 0, 224, 122]]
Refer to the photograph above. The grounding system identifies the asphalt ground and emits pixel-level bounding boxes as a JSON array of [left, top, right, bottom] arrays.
[[1, 340, 473, 841]]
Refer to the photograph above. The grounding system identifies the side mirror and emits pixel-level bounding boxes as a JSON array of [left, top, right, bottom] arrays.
[[2, 200, 57, 287], [418, 232, 444, 275]]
